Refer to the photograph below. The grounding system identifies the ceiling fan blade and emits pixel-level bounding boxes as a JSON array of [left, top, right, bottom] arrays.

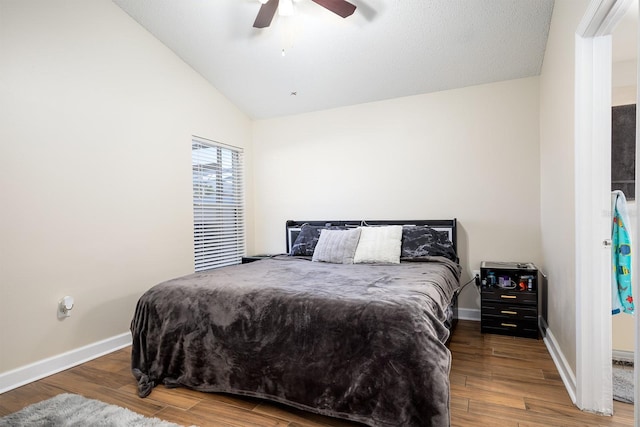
[[253, 0, 279, 28], [311, 0, 356, 18]]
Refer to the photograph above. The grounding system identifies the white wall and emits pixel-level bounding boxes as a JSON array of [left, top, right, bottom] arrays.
[[0, 0, 252, 373], [539, 0, 590, 375], [613, 59, 637, 106], [251, 77, 542, 313]]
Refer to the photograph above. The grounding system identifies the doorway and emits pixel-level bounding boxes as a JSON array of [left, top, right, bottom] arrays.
[[611, 0, 638, 409], [574, 0, 637, 419]]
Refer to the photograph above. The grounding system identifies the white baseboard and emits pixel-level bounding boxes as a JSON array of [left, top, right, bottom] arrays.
[[454, 311, 577, 405], [542, 325, 577, 404], [457, 308, 481, 321], [0, 332, 132, 394], [612, 349, 634, 363]]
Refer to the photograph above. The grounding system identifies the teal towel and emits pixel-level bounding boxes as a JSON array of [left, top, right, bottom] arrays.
[[612, 190, 634, 315]]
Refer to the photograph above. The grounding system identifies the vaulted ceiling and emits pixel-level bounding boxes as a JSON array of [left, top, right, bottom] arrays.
[[112, 1, 634, 120]]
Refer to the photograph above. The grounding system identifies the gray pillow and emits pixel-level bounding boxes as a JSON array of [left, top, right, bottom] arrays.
[[290, 224, 345, 256], [312, 228, 362, 264]]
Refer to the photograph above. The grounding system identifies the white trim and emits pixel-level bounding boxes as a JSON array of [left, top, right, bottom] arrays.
[[613, 349, 634, 363], [544, 326, 578, 404], [457, 308, 481, 321], [574, 0, 634, 415], [0, 332, 132, 394], [578, 0, 634, 37], [574, 30, 614, 415], [635, 1, 640, 421]]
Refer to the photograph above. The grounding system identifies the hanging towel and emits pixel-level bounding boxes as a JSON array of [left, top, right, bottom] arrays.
[[611, 190, 634, 315]]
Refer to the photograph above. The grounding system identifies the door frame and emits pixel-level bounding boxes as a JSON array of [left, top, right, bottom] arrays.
[[574, 0, 635, 416]]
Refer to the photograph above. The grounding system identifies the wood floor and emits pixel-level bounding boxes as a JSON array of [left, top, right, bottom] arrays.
[[0, 320, 633, 426]]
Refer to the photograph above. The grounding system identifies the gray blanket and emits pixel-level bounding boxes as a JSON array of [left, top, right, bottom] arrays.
[[131, 256, 461, 427]]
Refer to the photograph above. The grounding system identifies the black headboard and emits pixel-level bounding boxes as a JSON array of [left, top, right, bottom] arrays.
[[285, 219, 457, 254]]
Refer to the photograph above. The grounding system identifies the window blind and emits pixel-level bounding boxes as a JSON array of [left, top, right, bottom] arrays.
[[192, 137, 245, 271]]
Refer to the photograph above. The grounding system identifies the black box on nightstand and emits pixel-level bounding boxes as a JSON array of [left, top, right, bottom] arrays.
[[241, 255, 273, 264]]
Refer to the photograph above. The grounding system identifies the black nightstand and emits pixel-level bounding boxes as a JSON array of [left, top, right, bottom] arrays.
[[480, 261, 539, 339], [241, 255, 273, 264]]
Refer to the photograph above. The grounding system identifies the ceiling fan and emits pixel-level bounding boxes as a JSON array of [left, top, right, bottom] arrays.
[[253, 0, 357, 28]]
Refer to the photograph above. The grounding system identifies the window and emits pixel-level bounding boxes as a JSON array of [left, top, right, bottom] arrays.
[[611, 104, 636, 200], [192, 137, 244, 271]]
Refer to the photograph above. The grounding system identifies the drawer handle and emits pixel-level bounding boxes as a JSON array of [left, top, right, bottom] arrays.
[[501, 323, 518, 328], [501, 310, 518, 315], [500, 295, 517, 299]]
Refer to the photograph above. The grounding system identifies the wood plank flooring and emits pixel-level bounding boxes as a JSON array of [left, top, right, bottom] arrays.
[[0, 320, 633, 426]]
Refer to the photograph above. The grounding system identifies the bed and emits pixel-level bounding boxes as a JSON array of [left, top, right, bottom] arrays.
[[131, 219, 461, 427]]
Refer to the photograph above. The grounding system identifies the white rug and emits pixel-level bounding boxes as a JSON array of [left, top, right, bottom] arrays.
[[0, 393, 187, 427], [613, 363, 634, 404]]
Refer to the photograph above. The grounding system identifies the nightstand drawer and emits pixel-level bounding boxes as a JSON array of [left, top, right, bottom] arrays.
[[481, 288, 537, 305], [481, 302, 537, 321], [481, 317, 539, 339]]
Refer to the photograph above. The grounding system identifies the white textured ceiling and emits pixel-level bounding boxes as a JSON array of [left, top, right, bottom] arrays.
[[113, 0, 555, 119]]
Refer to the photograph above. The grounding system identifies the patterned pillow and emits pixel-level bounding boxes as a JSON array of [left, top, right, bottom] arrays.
[[290, 225, 322, 256], [400, 226, 458, 262], [290, 224, 345, 256], [312, 228, 362, 264]]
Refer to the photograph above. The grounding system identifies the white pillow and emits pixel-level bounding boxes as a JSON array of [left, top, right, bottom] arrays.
[[312, 228, 362, 264], [353, 225, 403, 264]]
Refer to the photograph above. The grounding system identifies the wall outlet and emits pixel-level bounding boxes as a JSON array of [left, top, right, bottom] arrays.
[[57, 296, 74, 319], [472, 269, 481, 287]]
